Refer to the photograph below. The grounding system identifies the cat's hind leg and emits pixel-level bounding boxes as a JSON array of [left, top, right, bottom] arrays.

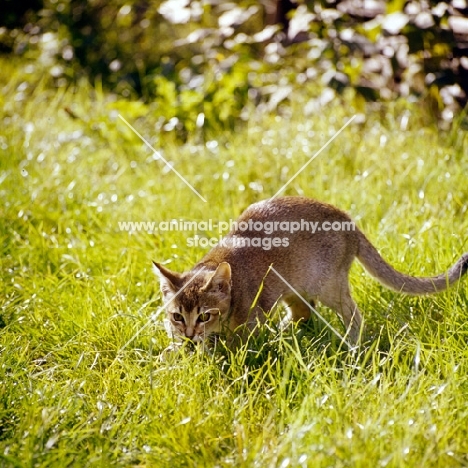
[[318, 276, 363, 345]]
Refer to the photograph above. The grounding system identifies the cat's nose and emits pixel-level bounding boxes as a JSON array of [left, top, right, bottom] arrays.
[[186, 328, 195, 340]]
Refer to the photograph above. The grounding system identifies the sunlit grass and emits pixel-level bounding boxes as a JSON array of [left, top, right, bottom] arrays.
[[1, 58, 468, 467]]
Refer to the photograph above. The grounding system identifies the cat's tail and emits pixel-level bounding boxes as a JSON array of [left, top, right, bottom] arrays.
[[356, 231, 468, 294]]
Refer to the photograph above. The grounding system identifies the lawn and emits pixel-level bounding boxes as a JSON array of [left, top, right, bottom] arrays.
[[1, 57, 468, 467]]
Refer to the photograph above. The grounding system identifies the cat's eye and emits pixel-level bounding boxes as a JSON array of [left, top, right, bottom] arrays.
[[173, 312, 184, 322], [197, 312, 210, 323]]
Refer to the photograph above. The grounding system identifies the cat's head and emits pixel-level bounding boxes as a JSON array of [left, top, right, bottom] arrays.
[[152, 261, 232, 343]]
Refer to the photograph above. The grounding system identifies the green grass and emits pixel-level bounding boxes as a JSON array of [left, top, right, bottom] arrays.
[[1, 57, 468, 467]]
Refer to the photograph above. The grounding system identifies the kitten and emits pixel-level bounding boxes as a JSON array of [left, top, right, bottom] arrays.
[[153, 197, 468, 347]]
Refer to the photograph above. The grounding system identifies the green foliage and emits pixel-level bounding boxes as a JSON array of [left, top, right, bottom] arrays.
[[1, 58, 468, 466], [1, 1, 467, 140]]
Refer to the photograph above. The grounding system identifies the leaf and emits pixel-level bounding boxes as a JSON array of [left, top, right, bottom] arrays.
[[158, 0, 191, 24], [218, 6, 258, 29], [382, 12, 409, 34], [386, 0, 407, 14], [449, 16, 468, 35]]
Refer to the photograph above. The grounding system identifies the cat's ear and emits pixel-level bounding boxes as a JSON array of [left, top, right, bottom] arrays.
[[201, 262, 231, 294], [152, 262, 181, 296]]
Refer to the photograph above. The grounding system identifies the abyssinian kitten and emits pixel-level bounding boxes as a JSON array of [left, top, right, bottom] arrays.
[[153, 197, 468, 347]]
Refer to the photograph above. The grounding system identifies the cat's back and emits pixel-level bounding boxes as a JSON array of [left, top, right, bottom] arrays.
[[199, 196, 359, 285], [237, 196, 352, 223]]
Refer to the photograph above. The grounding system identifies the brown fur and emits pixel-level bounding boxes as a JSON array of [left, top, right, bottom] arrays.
[[153, 196, 468, 345]]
